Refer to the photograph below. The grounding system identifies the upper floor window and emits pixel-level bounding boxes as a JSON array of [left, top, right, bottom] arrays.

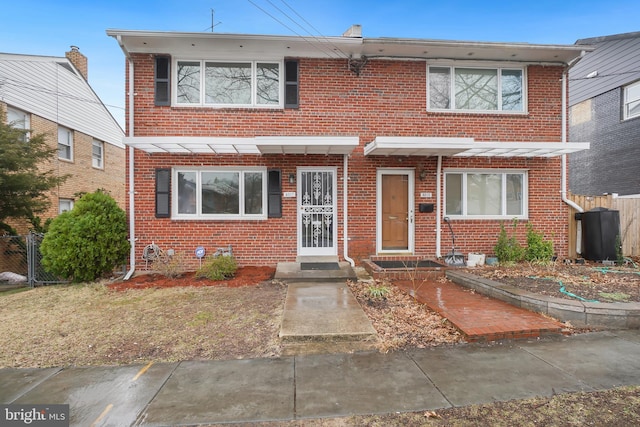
[[445, 170, 528, 219], [175, 60, 281, 107], [92, 139, 104, 169], [6, 106, 30, 141], [173, 168, 267, 219], [623, 80, 640, 120], [429, 66, 525, 112], [58, 126, 73, 161]]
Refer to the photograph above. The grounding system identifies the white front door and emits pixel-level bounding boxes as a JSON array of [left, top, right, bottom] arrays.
[[298, 168, 337, 256]]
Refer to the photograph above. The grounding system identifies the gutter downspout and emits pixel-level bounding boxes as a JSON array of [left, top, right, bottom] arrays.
[[435, 155, 442, 258], [124, 57, 136, 279], [561, 64, 584, 255], [343, 154, 355, 267]]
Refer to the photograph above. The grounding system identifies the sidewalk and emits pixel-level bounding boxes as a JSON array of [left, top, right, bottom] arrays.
[[2, 330, 640, 426]]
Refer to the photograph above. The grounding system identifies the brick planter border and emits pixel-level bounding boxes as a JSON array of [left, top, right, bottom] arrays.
[[446, 270, 640, 329]]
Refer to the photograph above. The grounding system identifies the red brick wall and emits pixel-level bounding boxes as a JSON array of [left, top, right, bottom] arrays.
[[127, 55, 569, 268]]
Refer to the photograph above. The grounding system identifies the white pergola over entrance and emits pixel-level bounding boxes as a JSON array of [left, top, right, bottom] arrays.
[[123, 136, 359, 155], [364, 137, 589, 158]]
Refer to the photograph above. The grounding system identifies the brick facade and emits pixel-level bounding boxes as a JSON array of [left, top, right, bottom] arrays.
[[126, 54, 569, 269], [2, 102, 126, 232]]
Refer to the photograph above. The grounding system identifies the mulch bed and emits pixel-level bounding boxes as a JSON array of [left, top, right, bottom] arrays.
[[473, 263, 640, 303], [108, 266, 276, 291]]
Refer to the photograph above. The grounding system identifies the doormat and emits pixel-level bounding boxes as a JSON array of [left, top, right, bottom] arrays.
[[300, 262, 340, 271]]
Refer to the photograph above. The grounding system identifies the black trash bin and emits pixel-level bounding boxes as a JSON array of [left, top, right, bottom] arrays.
[[580, 207, 621, 261]]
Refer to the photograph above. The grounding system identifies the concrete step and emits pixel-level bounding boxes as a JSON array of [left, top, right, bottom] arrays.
[[281, 340, 377, 357], [274, 261, 357, 282]]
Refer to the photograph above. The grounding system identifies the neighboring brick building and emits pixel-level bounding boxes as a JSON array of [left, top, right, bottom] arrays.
[[0, 49, 125, 231], [569, 32, 640, 197], [108, 27, 588, 270]]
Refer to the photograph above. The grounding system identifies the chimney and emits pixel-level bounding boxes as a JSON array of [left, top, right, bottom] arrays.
[[342, 25, 362, 38], [66, 46, 88, 80]]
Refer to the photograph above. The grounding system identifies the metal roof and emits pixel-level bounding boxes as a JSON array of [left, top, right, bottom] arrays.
[[0, 52, 124, 148]]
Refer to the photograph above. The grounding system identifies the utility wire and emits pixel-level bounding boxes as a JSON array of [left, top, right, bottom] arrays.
[[267, 0, 350, 59], [0, 76, 124, 110], [246, 0, 343, 59]]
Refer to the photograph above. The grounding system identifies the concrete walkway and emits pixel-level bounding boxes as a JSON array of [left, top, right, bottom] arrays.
[[2, 330, 640, 426]]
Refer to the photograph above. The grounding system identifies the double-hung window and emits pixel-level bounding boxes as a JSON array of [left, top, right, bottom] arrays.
[[623, 80, 640, 120], [6, 106, 30, 141], [445, 170, 527, 219], [92, 140, 104, 169], [173, 168, 267, 219], [429, 65, 525, 112], [58, 126, 73, 161], [176, 60, 282, 107]]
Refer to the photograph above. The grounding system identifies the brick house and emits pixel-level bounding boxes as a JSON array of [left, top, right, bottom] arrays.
[[107, 27, 589, 272], [0, 49, 125, 230], [569, 31, 640, 196]]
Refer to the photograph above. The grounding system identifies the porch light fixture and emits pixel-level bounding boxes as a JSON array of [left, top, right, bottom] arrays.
[[419, 167, 428, 181], [289, 173, 296, 184]]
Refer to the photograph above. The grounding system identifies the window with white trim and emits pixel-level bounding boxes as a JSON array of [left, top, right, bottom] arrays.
[[59, 199, 74, 213], [173, 168, 267, 219], [6, 106, 30, 141], [429, 66, 525, 112], [175, 60, 281, 107], [92, 139, 104, 169], [58, 126, 73, 161], [445, 170, 527, 219], [623, 80, 640, 120]]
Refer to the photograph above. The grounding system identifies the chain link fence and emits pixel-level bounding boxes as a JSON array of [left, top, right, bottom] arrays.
[[0, 232, 68, 287]]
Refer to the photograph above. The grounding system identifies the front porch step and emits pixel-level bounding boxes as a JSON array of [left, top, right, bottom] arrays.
[[274, 261, 357, 282]]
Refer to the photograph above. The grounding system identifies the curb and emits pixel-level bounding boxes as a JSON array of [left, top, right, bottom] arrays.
[[446, 270, 640, 329]]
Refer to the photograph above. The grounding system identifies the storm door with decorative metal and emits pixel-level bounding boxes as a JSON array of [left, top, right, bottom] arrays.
[[298, 169, 337, 256]]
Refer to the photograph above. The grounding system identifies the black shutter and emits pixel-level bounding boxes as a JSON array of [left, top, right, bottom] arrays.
[[155, 56, 171, 106], [156, 168, 171, 218], [284, 60, 299, 108], [267, 169, 282, 218]]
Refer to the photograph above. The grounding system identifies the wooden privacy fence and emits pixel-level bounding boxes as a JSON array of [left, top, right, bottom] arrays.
[[567, 193, 640, 258]]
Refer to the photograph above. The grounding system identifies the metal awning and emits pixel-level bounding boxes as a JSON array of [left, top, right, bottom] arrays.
[[364, 137, 590, 157], [124, 136, 359, 155]]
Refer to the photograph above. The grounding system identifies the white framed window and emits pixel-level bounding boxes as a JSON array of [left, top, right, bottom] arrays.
[[92, 139, 104, 169], [444, 170, 528, 219], [59, 199, 74, 214], [428, 65, 525, 113], [57, 126, 73, 161], [623, 80, 640, 120], [175, 60, 282, 107], [173, 167, 267, 219], [6, 106, 30, 141]]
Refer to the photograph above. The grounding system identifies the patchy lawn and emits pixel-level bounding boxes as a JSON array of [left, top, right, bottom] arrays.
[[3, 263, 640, 424]]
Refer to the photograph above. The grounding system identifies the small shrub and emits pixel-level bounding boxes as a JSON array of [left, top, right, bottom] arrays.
[[195, 255, 238, 280], [524, 223, 554, 262], [494, 220, 524, 264], [153, 252, 185, 278], [366, 282, 391, 301]]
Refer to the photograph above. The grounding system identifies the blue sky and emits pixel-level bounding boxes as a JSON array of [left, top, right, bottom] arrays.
[[1, 0, 638, 129]]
